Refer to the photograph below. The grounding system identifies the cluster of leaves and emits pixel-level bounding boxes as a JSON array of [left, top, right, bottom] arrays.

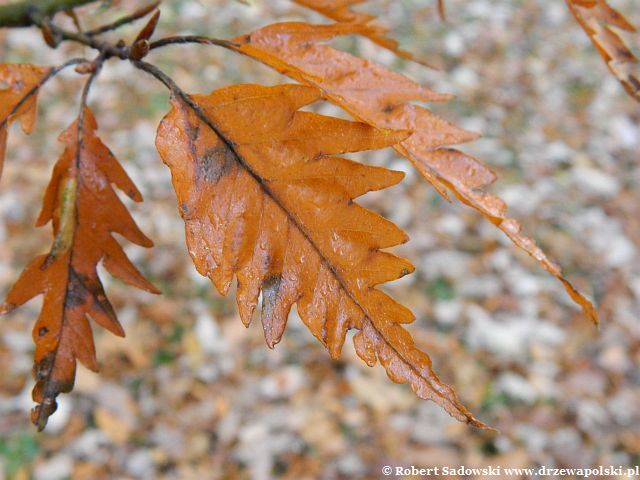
[[0, 0, 637, 431]]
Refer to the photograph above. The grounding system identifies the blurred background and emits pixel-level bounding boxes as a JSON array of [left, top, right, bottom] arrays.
[[0, 0, 638, 478]]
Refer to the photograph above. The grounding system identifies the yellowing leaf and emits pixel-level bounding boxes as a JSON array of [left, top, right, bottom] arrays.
[[1, 108, 158, 430]]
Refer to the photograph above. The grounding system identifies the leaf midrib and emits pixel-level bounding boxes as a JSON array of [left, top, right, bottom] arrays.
[[175, 94, 470, 420]]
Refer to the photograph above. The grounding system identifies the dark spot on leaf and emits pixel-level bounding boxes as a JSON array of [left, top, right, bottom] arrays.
[[43, 377, 74, 397], [187, 124, 200, 143], [65, 277, 86, 308], [32, 398, 57, 432], [261, 274, 282, 318], [196, 144, 235, 185], [235, 36, 250, 46], [383, 104, 395, 113], [34, 352, 55, 381], [180, 202, 192, 219], [38, 327, 48, 338], [628, 75, 640, 93], [41, 254, 55, 270]]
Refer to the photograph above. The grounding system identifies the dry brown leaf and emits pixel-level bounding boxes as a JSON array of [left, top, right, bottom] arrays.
[[155, 83, 490, 428], [0, 64, 52, 179], [567, 0, 639, 101], [0, 108, 158, 430], [292, 0, 435, 66], [229, 22, 599, 325]]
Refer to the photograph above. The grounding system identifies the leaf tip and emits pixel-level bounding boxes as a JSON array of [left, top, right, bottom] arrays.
[[0, 302, 15, 315], [146, 282, 162, 295], [31, 399, 57, 432]]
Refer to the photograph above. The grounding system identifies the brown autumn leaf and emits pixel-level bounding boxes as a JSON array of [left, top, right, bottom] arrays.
[[0, 64, 52, 179], [0, 108, 158, 431], [566, 0, 639, 101], [292, 0, 435, 67], [229, 21, 599, 325], [155, 83, 490, 429]]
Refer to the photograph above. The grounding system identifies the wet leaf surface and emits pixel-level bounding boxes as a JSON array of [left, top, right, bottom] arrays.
[[156, 83, 489, 428]]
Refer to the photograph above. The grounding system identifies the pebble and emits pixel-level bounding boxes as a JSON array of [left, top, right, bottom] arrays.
[[125, 449, 157, 480], [259, 366, 305, 400], [433, 300, 463, 326], [571, 166, 621, 198], [495, 373, 537, 404], [34, 455, 72, 480]]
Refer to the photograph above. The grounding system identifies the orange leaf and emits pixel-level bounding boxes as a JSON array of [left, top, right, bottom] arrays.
[[155, 83, 490, 429], [292, 0, 435, 67], [1, 108, 158, 431], [567, 0, 639, 101], [0, 64, 52, 179], [229, 22, 599, 325]]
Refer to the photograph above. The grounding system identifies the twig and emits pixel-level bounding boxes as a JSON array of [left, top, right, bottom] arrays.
[[0, 0, 98, 28], [85, 0, 160, 37], [149, 35, 238, 51], [40, 17, 130, 58]]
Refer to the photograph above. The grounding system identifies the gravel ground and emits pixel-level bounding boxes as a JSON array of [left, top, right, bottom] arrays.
[[0, 1, 639, 479]]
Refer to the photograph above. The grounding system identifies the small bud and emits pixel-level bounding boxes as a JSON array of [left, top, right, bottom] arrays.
[[129, 39, 150, 60], [41, 22, 60, 48], [135, 10, 161, 42], [75, 62, 97, 74]]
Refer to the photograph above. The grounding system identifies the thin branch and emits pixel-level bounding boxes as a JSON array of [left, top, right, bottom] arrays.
[[0, 58, 87, 131], [42, 18, 130, 58], [85, 0, 160, 37], [133, 61, 241, 151], [0, 0, 98, 28], [77, 57, 103, 149], [149, 35, 238, 51], [131, 60, 180, 92]]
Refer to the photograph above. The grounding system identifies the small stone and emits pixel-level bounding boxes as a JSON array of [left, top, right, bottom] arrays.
[[571, 166, 620, 198], [433, 300, 463, 326], [259, 366, 305, 400], [495, 373, 537, 404], [34, 454, 73, 480], [599, 346, 631, 374], [125, 449, 156, 479]]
